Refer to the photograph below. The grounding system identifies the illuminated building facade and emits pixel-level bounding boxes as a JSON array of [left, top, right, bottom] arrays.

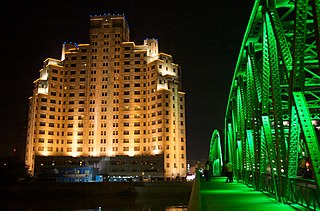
[[25, 14, 186, 179]]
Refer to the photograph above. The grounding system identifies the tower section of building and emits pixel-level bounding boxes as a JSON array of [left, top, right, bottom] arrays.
[[25, 14, 186, 179]]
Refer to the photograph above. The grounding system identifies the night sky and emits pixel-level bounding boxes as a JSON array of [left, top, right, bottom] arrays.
[[1, 0, 253, 161]]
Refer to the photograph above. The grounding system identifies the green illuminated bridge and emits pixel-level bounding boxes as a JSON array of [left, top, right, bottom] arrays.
[[189, 0, 320, 210]]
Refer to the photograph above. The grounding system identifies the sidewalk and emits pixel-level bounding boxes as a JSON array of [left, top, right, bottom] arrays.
[[200, 177, 299, 211]]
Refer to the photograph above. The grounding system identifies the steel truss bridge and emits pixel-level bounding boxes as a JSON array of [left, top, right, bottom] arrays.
[[208, 0, 320, 208]]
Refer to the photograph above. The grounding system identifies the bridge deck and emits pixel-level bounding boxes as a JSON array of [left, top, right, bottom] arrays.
[[200, 177, 300, 211]]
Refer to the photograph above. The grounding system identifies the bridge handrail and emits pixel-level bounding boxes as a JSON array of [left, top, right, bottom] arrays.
[[259, 173, 319, 209], [288, 177, 320, 210]]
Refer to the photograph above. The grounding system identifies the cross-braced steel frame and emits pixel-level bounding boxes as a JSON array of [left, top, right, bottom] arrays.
[[208, 130, 223, 176], [224, 0, 320, 204]]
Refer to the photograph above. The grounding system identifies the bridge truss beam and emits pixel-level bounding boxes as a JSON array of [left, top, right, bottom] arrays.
[[224, 0, 320, 203], [208, 130, 224, 176]]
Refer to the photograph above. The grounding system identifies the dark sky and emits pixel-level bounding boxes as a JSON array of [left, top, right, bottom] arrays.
[[0, 0, 253, 161]]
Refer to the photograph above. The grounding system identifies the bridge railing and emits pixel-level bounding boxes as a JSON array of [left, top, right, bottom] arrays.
[[236, 170, 254, 187], [288, 177, 320, 210], [260, 173, 276, 195], [239, 172, 319, 210]]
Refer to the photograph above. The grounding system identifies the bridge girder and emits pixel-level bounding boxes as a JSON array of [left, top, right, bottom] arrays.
[[224, 0, 320, 203], [208, 130, 223, 176]]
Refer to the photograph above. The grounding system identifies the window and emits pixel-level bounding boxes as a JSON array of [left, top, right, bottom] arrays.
[[134, 138, 140, 143], [134, 147, 140, 151], [134, 130, 140, 135], [134, 114, 140, 118], [134, 106, 140, 110]]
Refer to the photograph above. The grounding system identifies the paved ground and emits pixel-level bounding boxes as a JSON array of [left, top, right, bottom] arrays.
[[200, 177, 303, 211]]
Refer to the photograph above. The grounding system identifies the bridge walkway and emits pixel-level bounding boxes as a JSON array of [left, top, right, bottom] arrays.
[[199, 177, 305, 211]]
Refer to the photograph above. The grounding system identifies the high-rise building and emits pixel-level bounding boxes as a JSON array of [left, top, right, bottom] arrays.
[[25, 14, 186, 180]]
